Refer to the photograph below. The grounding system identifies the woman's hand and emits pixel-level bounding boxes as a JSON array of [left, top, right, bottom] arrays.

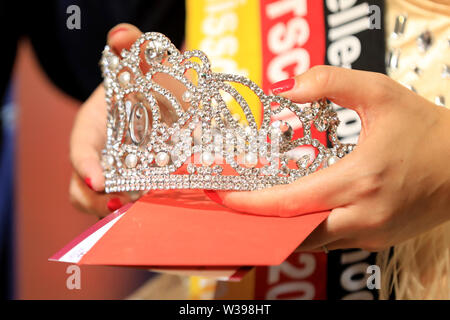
[[69, 23, 143, 217], [213, 66, 450, 252]]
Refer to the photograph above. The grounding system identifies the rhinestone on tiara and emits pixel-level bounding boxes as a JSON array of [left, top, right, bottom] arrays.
[[100, 32, 355, 192]]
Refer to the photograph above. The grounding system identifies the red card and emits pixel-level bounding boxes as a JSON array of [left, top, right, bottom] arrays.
[[74, 190, 329, 267]]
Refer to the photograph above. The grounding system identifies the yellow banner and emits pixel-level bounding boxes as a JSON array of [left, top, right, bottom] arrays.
[[186, 0, 263, 299], [186, 0, 263, 126]]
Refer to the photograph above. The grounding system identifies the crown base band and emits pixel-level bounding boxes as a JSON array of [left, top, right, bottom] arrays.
[[105, 174, 306, 193]]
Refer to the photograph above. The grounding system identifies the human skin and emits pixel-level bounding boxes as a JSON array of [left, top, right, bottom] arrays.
[[214, 66, 450, 252], [70, 24, 450, 252], [69, 24, 142, 216]]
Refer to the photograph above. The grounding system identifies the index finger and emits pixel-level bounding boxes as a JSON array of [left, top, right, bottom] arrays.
[[276, 65, 399, 112]]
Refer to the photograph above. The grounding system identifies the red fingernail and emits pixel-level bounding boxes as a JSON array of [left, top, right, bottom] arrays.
[[204, 190, 223, 205], [84, 177, 93, 190], [109, 27, 128, 38], [270, 78, 295, 95], [107, 198, 122, 212]]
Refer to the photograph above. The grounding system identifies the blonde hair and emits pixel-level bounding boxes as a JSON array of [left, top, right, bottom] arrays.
[[377, 221, 450, 299]]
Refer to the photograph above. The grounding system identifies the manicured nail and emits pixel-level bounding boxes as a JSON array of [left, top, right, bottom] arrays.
[[108, 27, 128, 38], [270, 78, 295, 95], [84, 177, 94, 190], [204, 190, 223, 205], [107, 198, 122, 212]]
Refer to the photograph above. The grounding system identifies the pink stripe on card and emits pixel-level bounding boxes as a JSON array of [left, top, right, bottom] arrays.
[[49, 203, 133, 261]]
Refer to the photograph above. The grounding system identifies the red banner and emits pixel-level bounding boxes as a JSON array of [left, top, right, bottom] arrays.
[[255, 0, 328, 300]]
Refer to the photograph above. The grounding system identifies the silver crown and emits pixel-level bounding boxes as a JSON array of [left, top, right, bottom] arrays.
[[100, 32, 354, 192]]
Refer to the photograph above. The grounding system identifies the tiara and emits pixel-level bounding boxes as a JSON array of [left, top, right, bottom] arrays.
[[100, 32, 354, 193]]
